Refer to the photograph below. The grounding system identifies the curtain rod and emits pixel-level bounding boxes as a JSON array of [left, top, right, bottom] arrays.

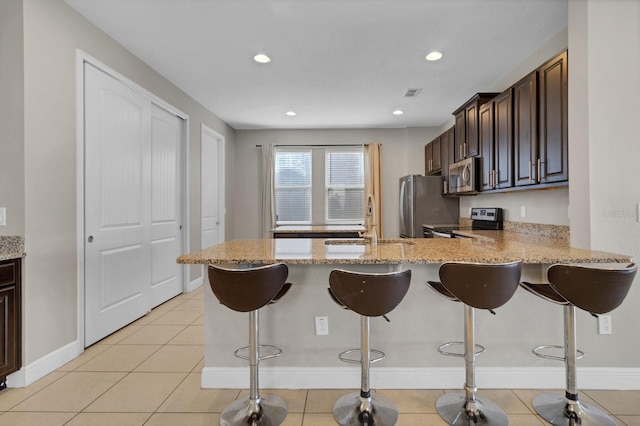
[[255, 144, 369, 148]]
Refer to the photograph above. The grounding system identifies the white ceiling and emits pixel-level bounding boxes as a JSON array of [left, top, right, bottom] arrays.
[[63, 0, 567, 130]]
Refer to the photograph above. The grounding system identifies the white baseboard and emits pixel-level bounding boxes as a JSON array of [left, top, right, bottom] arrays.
[[202, 366, 640, 390], [186, 276, 203, 293], [6, 340, 83, 388]]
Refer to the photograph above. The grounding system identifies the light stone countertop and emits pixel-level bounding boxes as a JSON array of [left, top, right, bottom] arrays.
[[271, 225, 366, 233], [177, 230, 631, 265], [0, 236, 25, 261]]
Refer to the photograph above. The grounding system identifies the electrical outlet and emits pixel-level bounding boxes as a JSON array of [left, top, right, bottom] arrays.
[[520, 206, 526, 218], [0, 208, 6, 226], [315, 316, 329, 335], [598, 315, 612, 335]]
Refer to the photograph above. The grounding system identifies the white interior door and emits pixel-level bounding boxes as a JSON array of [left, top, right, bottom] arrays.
[[201, 125, 224, 248], [84, 64, 151, 346], [84, 63, 186, 345], [150, 104, 184, 307]]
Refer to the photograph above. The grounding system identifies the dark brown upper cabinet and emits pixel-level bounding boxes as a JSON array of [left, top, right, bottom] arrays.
[[453, 93, 499, 163], [538, 50, 568, 184], [480, 90, 514, 191], [441, 126, 455, 189], [425, 135, 441, 175], [515, 50, 568, 187]]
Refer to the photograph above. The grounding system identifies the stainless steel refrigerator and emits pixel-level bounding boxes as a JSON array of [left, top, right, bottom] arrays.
[[399, 175, 459, 238]]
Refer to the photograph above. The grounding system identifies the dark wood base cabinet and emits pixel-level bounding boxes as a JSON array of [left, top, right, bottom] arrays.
[[0, 258, 21, 390]]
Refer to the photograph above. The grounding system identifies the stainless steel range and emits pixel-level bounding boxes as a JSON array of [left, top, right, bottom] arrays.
[[423, 207, 503, 238]]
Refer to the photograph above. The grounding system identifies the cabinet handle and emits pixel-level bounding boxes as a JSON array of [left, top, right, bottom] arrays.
[[529, 160, 533, 182], [537, 158, 542, 182], [459, 145, 462, 159]]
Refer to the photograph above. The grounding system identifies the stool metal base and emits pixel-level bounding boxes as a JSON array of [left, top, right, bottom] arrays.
[[436, 392, 509, 426], [532, 393, 616, 426], [332, 392, 399, 426], [220, 393, 288, 426]]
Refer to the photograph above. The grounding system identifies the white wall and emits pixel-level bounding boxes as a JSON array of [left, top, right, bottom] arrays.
[[18, 0, 235, 367], [0, 0, 25, 236], [233, 128, 441, 239], [568, 0, 640, 360]]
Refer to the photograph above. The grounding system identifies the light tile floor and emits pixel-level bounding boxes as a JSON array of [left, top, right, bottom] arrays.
[[1, 286, 639, 425]]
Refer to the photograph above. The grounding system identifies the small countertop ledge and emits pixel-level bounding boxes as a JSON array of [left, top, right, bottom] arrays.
[[0, 236, 25, 261]]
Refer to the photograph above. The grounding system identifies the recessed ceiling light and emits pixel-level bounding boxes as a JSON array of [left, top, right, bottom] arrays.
[[392, 110, 404, 115], [286, 111, 296, 116], [426, 51, 443, 61], [253, 53, 271, 64]]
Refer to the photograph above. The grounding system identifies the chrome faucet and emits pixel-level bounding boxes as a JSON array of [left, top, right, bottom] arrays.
[[360, 194, 378, 245]]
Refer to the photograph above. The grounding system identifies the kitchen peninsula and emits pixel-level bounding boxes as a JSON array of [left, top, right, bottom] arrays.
[[178, 233, 632, 390]]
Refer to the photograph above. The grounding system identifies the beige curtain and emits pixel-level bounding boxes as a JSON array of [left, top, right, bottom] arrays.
[[364, 143, 383, 238], [261, 143, 276, 238]]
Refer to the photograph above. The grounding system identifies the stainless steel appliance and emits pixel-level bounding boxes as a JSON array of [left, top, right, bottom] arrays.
[[423, 207, 503, 238], [448, 157, 479, 194], [399, 175, 459, 238]]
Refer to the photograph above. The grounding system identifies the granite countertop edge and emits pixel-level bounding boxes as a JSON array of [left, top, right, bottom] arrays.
[[177, 230, 632, 266], [0, 236, 26, 261]]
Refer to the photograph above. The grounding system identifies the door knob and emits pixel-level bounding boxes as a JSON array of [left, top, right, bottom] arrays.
[[88, 235, 94, 243]]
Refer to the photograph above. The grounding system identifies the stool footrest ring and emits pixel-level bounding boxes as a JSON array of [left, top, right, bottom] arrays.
[[532, 344, 585, 361], [437, 341, 486, 358], [234, 344, 283, 361], [338, 348, 385, 364]]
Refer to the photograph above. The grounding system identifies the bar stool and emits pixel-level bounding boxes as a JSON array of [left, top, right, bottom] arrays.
[[329, 268, 412, 426], [520, 263, 637, 426], [208, 263, 292, 426], [427, 261, 522, 426]]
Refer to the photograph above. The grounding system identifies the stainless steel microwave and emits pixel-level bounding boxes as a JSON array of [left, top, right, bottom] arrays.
[[448, 157, 479, 194]]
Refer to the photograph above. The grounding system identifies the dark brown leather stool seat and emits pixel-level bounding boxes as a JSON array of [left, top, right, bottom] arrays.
[[208, 263, 291, 426], [427, 261, 522, 426], [520, 263, 637, 426], [329, 268, 411, 426]]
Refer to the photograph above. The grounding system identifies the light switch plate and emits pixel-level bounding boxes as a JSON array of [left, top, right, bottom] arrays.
[[0, 208, 6, 226]]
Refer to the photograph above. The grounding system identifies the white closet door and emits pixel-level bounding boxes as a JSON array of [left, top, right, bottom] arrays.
[[150, 104, 183, 307], [201, 126, 221, 248], [84, 64, 152, 346]]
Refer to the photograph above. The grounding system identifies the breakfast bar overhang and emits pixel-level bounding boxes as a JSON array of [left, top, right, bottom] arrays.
[[177, 232, 634, 390]]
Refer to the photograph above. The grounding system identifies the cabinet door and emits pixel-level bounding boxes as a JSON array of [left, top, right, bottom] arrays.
[[454, 110, 466, 162], [441, 127, 455, 188], [479, 102, 494, 191], [514, 71, 538, 186], [465, 102, 480, 158], [0, 285, 18, 379], [538, 50, 568, 183], [425, 143, 433, 174], [494, 89, 514, 188], [432, 137, 441, 172]]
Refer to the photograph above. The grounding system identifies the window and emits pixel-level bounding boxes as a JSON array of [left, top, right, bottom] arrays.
[[326, 149, 364, 223], [274, 149, 312, 223], [274, 146, 364, 225]]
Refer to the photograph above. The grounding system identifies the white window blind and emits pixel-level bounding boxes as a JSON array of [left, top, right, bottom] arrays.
[[274, 149, 312, 223], [326, 149, 364, 223]]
